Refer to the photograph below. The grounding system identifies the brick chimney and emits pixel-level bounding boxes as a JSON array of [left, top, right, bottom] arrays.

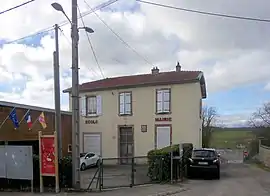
[[151, 66, 159, 74], [176, 61, 181, 72]]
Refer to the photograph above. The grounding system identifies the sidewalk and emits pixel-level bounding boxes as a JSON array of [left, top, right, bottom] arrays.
[[1, 184, 187, 196]]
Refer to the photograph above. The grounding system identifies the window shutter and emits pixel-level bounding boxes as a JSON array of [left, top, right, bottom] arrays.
[[96, 95, 102, 115], [80, 96, 87, 116]]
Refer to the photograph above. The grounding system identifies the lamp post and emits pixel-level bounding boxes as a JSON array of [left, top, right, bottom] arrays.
[[51, 2, 94, 189]]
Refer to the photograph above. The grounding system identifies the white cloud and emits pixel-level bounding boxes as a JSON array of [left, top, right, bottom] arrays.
[[0, 0, 269, 125]]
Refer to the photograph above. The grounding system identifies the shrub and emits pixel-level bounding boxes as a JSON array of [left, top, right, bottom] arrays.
[[147, 143, 193, 182], [33, 154, 73, 188]]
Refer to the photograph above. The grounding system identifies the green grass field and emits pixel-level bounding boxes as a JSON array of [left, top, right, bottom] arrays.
[[210, 127, 256, 149]]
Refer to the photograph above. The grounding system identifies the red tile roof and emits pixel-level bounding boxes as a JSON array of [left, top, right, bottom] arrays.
[[63, 70, 206, 98]]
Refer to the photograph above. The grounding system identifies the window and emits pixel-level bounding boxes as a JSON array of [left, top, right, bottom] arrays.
[[200, 99, 202, 119], [192, 150, 215, 158], [156, 89, 171, 113], [119, 92, 132, 115], [68, 144, 72, 153], [80, 95, 102, 117], [85, 153, 95, 159], [87, 96, 97, 115]]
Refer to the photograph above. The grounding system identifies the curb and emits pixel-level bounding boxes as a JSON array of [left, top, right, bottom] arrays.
[[148, 188, 188, 196]]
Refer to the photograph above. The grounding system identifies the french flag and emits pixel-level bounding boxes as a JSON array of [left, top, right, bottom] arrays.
[[25, 113, 32, 130]]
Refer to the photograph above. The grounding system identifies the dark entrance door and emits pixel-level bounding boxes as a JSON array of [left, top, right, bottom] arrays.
[[119, 126, 133, 164]]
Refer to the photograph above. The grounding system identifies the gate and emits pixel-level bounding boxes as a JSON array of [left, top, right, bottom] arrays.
[[0, 145, 33, 191], [216, 149, 244, 164]]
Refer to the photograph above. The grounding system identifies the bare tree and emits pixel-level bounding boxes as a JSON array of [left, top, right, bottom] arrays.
[[202, 106, 218, 148], [249, 102, 270, 141], [249, 102, 270, 128]]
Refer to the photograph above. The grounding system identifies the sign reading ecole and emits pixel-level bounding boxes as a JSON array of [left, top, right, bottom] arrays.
[[85, 119, 98, 124]]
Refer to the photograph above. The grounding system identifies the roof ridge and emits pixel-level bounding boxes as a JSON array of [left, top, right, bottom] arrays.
[[81, 70, 202, 85]]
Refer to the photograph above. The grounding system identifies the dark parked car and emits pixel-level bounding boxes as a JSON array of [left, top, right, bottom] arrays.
[[187, 148, 220, 179]]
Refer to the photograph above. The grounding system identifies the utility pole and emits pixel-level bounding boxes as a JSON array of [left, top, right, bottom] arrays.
[[71, 0, 81, 189], [53, 24, 62, 159]]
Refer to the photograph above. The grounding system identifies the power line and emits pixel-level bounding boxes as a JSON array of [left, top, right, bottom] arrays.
[[58, 26, 100, 79], [77, 5, 105, 79], [84, 0, 154, 67], [2, 0, 121, 45], [0, 0, 35, 15], [58, 27, 71, 45], [137, 0, 270, 23]]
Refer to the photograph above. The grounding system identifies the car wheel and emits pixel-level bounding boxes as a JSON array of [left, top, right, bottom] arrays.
[[95, 160, 100, 167], [215, 169, 220, 180], [187, 167, 193, 179], [81, 163, 86, 171]]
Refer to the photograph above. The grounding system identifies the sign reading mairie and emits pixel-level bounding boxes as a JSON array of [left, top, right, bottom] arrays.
[[155, 117, 172, 122]]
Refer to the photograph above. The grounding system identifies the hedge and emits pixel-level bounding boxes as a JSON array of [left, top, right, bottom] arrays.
[[0, 154, 72, 191], [147, 143, 193, 182]]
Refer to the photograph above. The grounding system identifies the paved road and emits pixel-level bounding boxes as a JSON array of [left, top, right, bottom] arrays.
[[179, 163, 270, 196], [1, 163, 270, 195]]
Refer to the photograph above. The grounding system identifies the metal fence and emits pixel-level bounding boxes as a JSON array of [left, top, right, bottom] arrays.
[[83, 155, 185, 191]]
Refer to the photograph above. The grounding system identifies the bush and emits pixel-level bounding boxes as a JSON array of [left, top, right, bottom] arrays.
[[0, 155, 73, 191], [147, 143, 193, 182]]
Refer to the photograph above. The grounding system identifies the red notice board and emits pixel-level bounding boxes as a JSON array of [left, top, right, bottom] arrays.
[[40, 136, 56, 175]]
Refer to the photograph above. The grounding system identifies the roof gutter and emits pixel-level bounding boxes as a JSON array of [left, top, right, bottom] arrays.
[[62, 79, 201, 94]]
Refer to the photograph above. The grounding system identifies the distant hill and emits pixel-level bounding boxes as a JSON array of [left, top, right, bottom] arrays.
[[212, 127, 263, 132], [210, 127, 256, 149]]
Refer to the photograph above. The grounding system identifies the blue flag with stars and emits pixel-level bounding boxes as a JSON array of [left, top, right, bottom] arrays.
[[9, 108, 19, 129]]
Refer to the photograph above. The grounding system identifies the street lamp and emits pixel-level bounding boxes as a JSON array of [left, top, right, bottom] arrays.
[[51, 2, 94, 34], [51, 2, 94, 189], [51, 3, 72, 24]]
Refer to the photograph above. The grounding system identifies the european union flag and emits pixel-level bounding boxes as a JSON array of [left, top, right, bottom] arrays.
[[9, 108, 19, 129]]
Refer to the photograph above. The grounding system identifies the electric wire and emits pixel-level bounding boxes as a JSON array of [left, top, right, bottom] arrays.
[[58, 26, 100, 79], [84, 0, 154, 67], [0, 0, 36, 15], [77, 5, 105, 79], [58, 27, 71, 45], [136, 0, 270, 23], [2, 0, 121, 45]]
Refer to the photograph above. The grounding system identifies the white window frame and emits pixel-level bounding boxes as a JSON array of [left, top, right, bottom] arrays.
[[87, 96, 97, 116], [80, 95, 102, 117], [155, 126, 171, 149], [156, 89, 171, 114], [119, 92, 132, 115]]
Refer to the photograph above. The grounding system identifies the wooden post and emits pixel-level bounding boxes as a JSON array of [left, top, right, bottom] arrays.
[[31, 179, 34, 193], [38, 131, 44, 193], [54, 131, 60, 193]]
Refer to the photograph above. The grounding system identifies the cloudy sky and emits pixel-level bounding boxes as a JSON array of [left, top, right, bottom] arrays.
[[0, 0, 269, 127]]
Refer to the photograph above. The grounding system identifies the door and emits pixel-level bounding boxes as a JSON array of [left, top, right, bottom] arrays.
[[85, 153, 96, 166], [119, 127, 134, 164], [83, 134, 101, 156], [156, 126, 171, 149]]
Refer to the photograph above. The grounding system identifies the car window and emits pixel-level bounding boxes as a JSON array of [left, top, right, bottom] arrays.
[[80, 153, 86, 158], [86, 153, 95, 158], [192, 150, 215, 158]]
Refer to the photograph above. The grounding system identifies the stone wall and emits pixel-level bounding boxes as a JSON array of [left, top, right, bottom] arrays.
[[259, 145, 270, 167]]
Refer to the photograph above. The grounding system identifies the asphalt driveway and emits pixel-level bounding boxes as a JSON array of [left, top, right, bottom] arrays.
[[179, 163, 270, 196], [2, 162, 270, 195], [80, 164, 150, 190]]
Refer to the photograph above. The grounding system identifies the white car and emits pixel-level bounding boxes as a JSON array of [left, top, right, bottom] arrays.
[[80, 152, 101, 171]]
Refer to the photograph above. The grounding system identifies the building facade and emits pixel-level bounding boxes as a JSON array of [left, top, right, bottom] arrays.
[[0, 101, 72, 156], [64, 63, 207, 161]]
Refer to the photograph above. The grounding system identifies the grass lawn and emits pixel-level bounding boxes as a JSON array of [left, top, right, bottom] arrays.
[[210, 127, 256, 149]]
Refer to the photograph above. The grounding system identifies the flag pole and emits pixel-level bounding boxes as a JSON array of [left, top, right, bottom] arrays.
[[31, 116, 40, 129], [0, 107, 16, 130], [31, 111, 43, 129], [19, 109, 30, 125]]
